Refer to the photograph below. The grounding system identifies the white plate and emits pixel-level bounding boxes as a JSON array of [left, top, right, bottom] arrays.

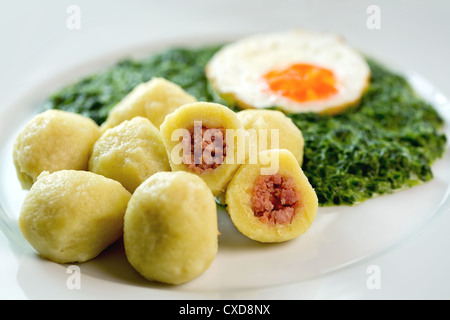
[[1, 0, 450, 300]]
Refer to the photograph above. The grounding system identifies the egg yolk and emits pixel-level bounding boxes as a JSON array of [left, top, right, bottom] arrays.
[[263, 63, 338, 103]]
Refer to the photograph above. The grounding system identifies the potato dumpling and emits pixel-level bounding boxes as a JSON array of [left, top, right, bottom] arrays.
[[160, 102, 247, 196], [225, 149, 318, 243], [13, 109, 100, 189], [124, 171, 218, 285], [236, 109, 305, 165], [89, 117, 170, 193], [18, 170, 131, 263], [100, 77, 196, 132]]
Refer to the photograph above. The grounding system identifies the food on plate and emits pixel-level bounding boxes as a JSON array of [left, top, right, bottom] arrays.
[[89, 116, 170, 193], [205, 29, 371, 115], [45, 32, 447, 206], [13, 109, 101, 189], [124, 171, 218, 285], [225, 149, 318, 243], [236, 109, 305, 165], [100, 77, 196, 133], [9, 26, 448, 291], [18, 170, 131, 264], [160, 101, 247, 196]]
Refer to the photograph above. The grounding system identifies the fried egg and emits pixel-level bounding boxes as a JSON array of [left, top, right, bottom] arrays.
[[206, 29, 371, 115]]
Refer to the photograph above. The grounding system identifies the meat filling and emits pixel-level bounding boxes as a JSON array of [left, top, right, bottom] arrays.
[[182, 122, 227, 174], [251, 173, 300, 225]]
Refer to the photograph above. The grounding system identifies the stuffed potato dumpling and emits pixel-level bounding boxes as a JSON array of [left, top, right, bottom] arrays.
[[226, 149, 318, 243], [89, 116, 170, 193], [18, 170, 131, 263], [160, 102, 247, 196], [13, 109, 100, 189], [124, 171, 218, 285], [236, 109, 305, 165], [100, 77, 196, 132]]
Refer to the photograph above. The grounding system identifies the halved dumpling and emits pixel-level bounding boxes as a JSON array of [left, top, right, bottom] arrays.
[[13, 109, 101, 189], [160, 102, 247, 196], [89, 117, 170, 193], [18, 170, 131, 263], [236, 109, 305, 165], [225, 149, 318, 243], [100, 77, 196, 132], [124, 171, 218, 285]]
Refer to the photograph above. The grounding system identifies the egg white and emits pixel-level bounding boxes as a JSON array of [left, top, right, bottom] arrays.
[[206, 29, 371, 114]]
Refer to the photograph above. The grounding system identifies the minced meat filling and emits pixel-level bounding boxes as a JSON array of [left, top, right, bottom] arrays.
[[182, 122, 226, 174], [251, 173, 300, 225]]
